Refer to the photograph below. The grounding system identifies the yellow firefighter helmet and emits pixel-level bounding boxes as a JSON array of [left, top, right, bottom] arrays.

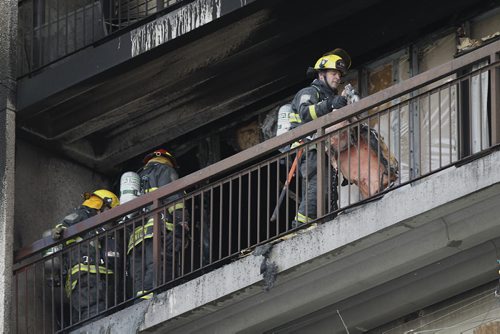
[[313, 48, 351, 76], [83, 189, 120, 209]]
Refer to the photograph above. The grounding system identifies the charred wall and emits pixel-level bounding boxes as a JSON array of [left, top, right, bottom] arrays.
[[14, 139, 111, 250]]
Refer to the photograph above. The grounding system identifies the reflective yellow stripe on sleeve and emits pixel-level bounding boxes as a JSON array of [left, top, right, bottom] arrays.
[[69, 264, 113, 276], [308, 105, 318, 120], [127, 218, 175, 254], [65, 236, 83, 246], [167, 202, 185, 214], [65, 264, 113, 297], [137, 290, 153, 300], [289, 113, 302, 124], [127, 218, 154, 254], [296, 212, 312, 223]]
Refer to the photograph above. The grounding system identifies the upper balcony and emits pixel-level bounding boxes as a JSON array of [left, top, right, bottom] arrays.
[[12, 40, 500, 333], [15, 0, 496, 174]]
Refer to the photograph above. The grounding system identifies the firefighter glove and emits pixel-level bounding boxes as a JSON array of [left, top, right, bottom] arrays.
[[174, 221, 190, 239], [328, 95, 347, 110], [51, 224, 67, 240]]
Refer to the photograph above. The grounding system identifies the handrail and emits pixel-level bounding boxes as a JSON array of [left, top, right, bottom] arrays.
[[14, 39, 500, 264], [17, 0, 189, 77]]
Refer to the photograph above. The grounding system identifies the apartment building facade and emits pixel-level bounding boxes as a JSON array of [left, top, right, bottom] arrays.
[[1, 0, 500, 332]]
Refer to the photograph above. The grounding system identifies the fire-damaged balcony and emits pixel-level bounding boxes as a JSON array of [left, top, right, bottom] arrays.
[[16, 0, 498, 174], [13, 41, 500, 333]]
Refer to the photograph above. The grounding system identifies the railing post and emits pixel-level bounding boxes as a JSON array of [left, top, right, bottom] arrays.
[[317, 127, 325, 219], [409, 45, 421, 178], [152, 199, 160, 289], [491, 52, 500, 145]]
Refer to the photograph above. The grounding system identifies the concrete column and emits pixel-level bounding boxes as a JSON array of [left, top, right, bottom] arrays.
[[0, 0, 18, 332]]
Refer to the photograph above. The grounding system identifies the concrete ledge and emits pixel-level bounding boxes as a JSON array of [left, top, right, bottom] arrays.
[[75, 149, 500, 333]]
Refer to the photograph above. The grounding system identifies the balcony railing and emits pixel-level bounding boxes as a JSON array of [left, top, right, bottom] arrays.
[[17, 0, 183, 76], [13, 40, 500, 333]]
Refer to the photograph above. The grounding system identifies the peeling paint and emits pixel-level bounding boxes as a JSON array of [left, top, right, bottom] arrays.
[[130, 0, 222, 57]]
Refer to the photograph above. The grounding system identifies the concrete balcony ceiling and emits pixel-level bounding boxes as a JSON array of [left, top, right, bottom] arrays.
[[16, 0, 494, 173]]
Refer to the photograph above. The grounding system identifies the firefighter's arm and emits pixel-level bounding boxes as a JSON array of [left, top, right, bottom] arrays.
[[51, 209, 90, 240], [171, 210, 190, 251], [172, 207, 190, 227], [160, 166, 190, 234], [51, 211, 83, 240], [168, 192, 189, 226], [160, 166, 184, 214], [292, 87, 333, 123], [329, 95, 348, 110]]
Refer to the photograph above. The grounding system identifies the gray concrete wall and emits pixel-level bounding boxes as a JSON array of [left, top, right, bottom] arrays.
[[14, 138, 112, 249], [0, 0, 17, 332]]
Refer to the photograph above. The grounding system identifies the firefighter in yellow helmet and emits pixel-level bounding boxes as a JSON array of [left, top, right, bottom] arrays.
[[51, 189, 119, 322], [289, 48, 352, 227], [127, 149, 190, 301]]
